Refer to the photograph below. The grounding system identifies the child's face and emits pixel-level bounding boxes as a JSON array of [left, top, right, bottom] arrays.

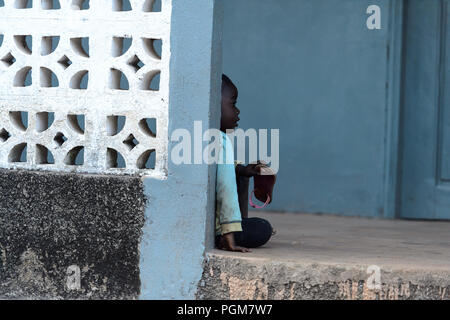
[[221, 80, 240, 132]]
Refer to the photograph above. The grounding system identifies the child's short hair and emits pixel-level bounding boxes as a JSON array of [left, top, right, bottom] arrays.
[[222, 74, 233, 89]]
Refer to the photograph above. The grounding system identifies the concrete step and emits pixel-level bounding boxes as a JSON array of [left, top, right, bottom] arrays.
[[198, 212, 450, 300]]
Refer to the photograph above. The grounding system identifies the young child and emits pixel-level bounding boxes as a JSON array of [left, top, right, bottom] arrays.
[[215, 74, 273, 253]]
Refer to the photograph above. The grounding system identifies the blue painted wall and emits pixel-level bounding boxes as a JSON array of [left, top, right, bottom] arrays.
[[223, 0, 398, 217], [139, 0, 222, 299]]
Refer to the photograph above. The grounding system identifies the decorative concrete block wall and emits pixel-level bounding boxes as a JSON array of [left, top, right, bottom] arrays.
[[0, 0, 169, 178]]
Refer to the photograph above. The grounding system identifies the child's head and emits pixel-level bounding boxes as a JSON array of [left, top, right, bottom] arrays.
[[221, 74, 240, 132]]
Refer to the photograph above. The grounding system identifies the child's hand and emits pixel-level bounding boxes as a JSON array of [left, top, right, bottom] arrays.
[[218, 233, 252, 253], [237, 163, 260, 178]]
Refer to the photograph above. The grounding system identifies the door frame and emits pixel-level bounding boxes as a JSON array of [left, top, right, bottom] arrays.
[[391, 0, 449, 219], [382, 0, 405, 219]]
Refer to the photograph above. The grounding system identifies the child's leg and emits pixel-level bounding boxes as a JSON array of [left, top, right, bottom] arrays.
[[234, 217, 273, 248], [236, 175, 249, 219]]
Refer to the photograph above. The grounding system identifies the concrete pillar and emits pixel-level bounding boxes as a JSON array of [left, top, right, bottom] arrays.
[[139, 0, 222, 299]]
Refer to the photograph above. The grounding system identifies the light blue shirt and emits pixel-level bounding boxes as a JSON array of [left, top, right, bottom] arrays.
[[215, 132, 242, 235]]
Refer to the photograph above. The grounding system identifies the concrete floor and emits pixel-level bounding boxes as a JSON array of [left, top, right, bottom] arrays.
[[214, 211, 450, 271], [199, 211, 450, 299]]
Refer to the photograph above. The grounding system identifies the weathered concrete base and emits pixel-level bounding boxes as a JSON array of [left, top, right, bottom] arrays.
[[198, 254, 450, 300], [0, 169, 146, 299], [197, 212, 450, 300]]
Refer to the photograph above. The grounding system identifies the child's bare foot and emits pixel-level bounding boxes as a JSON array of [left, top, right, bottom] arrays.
[[218, 233, 252, 253]]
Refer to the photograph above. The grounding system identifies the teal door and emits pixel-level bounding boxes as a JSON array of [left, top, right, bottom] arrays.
[[400, 0, 450, 219]]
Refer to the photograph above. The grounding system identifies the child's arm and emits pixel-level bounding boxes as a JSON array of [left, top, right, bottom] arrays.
[[235, 163, 260, 178], [235, 164, 260, 219]]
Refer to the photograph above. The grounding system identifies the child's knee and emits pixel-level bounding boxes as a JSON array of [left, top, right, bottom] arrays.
[[254, 217, 273, 242], [262, 219, 273, 240], [257, 217, 272, 232]]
